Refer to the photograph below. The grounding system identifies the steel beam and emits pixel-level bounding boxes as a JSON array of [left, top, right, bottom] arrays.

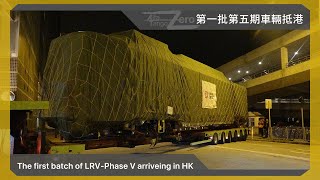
[[10, 101, 49, 110]]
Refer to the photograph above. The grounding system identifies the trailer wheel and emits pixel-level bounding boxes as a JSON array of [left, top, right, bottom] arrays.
[[172, 133, 182, 144], [232, 131, 238, 142], [128, 141, 136, 148], [211, 133, 218, 145], [219, 133, 226, 144], [226, 131, 232, 143], [243, 130, 248, 141], [239, 130, 244, 141]]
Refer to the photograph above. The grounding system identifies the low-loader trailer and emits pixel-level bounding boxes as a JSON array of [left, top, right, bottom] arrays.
[[11, 30, 248, 153]]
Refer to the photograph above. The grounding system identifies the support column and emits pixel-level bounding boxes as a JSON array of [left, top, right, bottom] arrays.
[[281, 47, 289, 69]]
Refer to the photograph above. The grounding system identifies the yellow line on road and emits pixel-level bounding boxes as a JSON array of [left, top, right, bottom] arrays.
[[215, 146, 310, 161], [243, 142, 310, 152], [243, 143, 273, 147], [290, 150, 310, 155], [246, 140, 304, 146], [293, 148, 310, 152]]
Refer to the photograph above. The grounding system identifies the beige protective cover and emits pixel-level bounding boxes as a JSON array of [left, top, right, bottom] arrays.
[[43, 30, 247, 138]]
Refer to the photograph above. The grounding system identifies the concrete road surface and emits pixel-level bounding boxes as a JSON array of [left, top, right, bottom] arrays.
[[82, 140, 309, 170]]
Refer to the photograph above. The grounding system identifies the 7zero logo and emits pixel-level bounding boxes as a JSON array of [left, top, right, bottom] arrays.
[[142, 10, 199, 30]]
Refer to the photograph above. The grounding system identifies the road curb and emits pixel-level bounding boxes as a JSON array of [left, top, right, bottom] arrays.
[[216, 146, 310, 161], [247, 138, 310, 145]]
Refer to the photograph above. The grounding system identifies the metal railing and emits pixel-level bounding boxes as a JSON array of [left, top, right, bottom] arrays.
[[250, 65, 281, 79], [235, 65, 281, 83], [272, 126, 310, 142], [257, 98, 310, 104], [236, 54, 310, 83], [287, 55, 310, 67]]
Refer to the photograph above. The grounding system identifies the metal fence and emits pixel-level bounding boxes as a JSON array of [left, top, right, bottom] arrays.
[[287, 55, 310, 67], [236, 55, 310, 83], [272, 126, 310, 141]]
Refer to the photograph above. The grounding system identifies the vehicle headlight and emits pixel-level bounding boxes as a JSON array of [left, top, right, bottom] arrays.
[[10, 91, 15, 101]]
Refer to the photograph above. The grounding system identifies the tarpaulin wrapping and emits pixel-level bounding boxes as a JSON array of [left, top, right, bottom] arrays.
[[43, 30, 247, 138]]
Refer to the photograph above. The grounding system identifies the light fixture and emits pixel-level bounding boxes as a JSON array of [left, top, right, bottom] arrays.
[[11, 52, 17, 58], [246, 71, 249, 74], [237, 70, 241, 73], [228, 77, 232, 80], [10, 91, 15, 101], [258, 61, 262, 65]]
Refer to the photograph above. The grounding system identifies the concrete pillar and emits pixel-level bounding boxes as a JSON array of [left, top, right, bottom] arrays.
[[281, 47, 289, 69]]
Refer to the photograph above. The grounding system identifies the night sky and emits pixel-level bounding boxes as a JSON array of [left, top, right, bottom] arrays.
[[44, 11, 291, 68]]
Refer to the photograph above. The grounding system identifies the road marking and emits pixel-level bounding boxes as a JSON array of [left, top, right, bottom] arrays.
[[244, 141, 310, 150], [243, 143, 273, 147], [293, 148, 310, 152], [246, 140, 309, 146], [215, 146, 310, 161], [243, 142, 310, 152], [290, 150, 310, 155]]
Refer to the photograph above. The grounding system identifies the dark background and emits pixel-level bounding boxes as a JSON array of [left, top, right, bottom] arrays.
[[42, 11, 291, 68]]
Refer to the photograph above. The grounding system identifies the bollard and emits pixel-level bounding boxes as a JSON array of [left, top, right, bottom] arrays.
[[302, 127, 306, 141], [251, 127, 253, 140]]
